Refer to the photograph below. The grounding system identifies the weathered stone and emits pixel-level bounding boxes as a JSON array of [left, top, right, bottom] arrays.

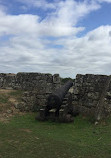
[[14, 102, 20, 109], [53, 74, 60, 84], [106, 92, 111, 99], [72, 74, 111, 120], [0, 72, 61, 112], [7, 109, 13, 114]]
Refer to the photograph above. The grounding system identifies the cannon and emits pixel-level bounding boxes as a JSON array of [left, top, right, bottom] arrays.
[[46, 80, 73, 115], [37, 80, 74, 122]]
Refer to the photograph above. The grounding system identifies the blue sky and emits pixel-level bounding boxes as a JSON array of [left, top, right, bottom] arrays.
[[0, 0, 111, 77]]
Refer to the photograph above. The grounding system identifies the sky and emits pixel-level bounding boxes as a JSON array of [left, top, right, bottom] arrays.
[[0, 0, 111, 78]]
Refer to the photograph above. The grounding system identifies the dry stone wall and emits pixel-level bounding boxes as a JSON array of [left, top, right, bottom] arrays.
[[0, 72, 61, 111], [103, 80, 111, 117], [73, 74, 111, 119], [0, 73, 16, 89], [0, 73, 60, 91], [1, 72, 111, 119]]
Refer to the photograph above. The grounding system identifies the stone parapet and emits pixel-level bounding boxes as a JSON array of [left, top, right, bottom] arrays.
[[0, 72, 61, 112], [73, 74, 111, 119]]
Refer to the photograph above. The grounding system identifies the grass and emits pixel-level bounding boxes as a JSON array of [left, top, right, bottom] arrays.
[[0, 94, 9, 104], [9, 90, 24, 100], [9, 90, 23, 96], [0, 114, 111, 158]]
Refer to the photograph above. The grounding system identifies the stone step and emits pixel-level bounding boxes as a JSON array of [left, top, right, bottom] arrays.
[[59, 109, 66, 120], [59, 108, 65, 116], [63, 97, 68, 101], [49, 108, 57, 113], [59, 108, 64, 112], [49, 108, 57, 119], [40, 108, 45, 111], [61, 104, 68, 108], [39, 108, 46, 118], [62, 101, 67, 105]]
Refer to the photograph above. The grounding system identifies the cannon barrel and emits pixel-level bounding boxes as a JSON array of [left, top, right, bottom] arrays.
[[47, 80, 73, 111]]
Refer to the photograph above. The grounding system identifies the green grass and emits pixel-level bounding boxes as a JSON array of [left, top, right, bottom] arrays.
[[0, 114, 111, 158], [0, 94, 9, 103], [9, 90, 24, 100]]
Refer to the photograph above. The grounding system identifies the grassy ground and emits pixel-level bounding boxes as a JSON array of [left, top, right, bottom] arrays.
[[0, 113, 111, 158]]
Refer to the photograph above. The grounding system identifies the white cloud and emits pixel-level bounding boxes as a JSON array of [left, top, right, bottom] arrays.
[[0, 1, 98, 37], [15, 0, 100, 36], [0, 0, 111, 77], [40, 0, 100, 36], [1, 25, 111, 77], [0, 0, 101, 38], [0, 9, 83, 37], [55, 25, 111, 76]]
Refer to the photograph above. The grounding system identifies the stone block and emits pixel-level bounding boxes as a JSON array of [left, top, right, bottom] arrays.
[[53, 74, 61, 84]]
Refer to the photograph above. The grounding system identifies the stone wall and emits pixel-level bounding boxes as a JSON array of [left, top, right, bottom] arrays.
[[0, 73, 60, 91], [0, 73, 16, 89], [0, 72, 61, 111], [103, 79, 111, 117], [73, 74, 111, 119], [1, 72, 111, 118]]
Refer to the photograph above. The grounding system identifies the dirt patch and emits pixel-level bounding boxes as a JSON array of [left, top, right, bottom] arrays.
[[8, 97, 17, 104], [20, 128, 32, 133], [0, 89, 25, 123], [0, 89, 14, 94]]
